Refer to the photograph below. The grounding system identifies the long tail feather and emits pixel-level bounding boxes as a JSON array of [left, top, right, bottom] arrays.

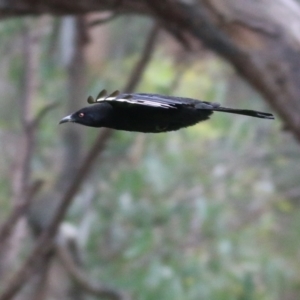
[[213, 107, 274, 119]]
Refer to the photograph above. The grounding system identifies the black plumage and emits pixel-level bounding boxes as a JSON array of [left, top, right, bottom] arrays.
[[59, 89, 274, 133]]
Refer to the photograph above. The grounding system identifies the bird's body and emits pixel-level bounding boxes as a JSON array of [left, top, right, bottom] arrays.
[[59, 90, 274, 132], [92, 96, 213, 132]]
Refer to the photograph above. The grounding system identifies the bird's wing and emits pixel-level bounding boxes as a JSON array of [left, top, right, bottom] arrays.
[[89, 89, 220, 110], [113, 93, 178, 109], [91, 90, 199, 109]]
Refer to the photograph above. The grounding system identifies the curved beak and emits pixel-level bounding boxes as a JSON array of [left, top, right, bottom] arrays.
[[59, 114, 74, 124]]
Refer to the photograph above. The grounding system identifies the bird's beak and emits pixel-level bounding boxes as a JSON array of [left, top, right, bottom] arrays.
[[59, 115, 74, 124]]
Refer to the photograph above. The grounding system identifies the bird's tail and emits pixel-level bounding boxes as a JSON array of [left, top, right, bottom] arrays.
[[212, 107, 274, 119]]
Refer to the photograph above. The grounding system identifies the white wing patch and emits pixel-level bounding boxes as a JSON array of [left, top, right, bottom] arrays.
[[106, 97, 173, 109], [88, 89, 175, 109]]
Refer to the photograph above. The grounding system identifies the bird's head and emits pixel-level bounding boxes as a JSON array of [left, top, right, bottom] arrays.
[[59, 103, 113, 127]]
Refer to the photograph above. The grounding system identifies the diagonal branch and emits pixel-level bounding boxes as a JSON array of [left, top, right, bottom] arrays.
[[0, 21, 160, 300]]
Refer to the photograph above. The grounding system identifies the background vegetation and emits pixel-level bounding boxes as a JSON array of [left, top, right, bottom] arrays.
[[0, 6, 300, 300]]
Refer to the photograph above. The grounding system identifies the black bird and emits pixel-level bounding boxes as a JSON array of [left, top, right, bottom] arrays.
[[59, 89, 274, 133]]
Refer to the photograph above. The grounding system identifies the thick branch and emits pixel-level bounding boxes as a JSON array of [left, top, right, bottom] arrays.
[[146, 0, 300, 142], [0, 0, 147, 17]]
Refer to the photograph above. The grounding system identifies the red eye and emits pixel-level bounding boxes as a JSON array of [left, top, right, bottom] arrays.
[[79, 113, 84, 118]]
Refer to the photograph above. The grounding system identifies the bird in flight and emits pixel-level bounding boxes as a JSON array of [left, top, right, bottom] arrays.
[[59, 89, 274, 133]]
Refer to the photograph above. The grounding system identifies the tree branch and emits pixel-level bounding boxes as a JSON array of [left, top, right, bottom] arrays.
[[146, 0, 300, 142], [0, 0, 147, 17]]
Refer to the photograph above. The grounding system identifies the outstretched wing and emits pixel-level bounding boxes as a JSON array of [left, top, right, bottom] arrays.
[[88, 89, 220, 110], [112, 93, 177, 109], [88, 89, 198, 109]]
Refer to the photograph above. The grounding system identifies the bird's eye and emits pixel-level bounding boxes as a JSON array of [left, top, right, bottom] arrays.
[[79, 113, 84, 118]]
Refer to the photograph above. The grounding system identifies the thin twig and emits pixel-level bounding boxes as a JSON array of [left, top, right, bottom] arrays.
[[0, 21, 160, 300]]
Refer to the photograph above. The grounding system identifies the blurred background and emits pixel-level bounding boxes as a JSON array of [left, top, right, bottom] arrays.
[[0, 1, 300, 300]]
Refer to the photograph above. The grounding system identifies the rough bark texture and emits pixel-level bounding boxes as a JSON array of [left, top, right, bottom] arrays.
[[204, 0, 300, 137], [1, 0, 299, 141]]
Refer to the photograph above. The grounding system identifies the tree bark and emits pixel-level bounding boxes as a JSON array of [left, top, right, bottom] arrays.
[[146, 0, 300, 142], [203, 0, 300, 139]]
